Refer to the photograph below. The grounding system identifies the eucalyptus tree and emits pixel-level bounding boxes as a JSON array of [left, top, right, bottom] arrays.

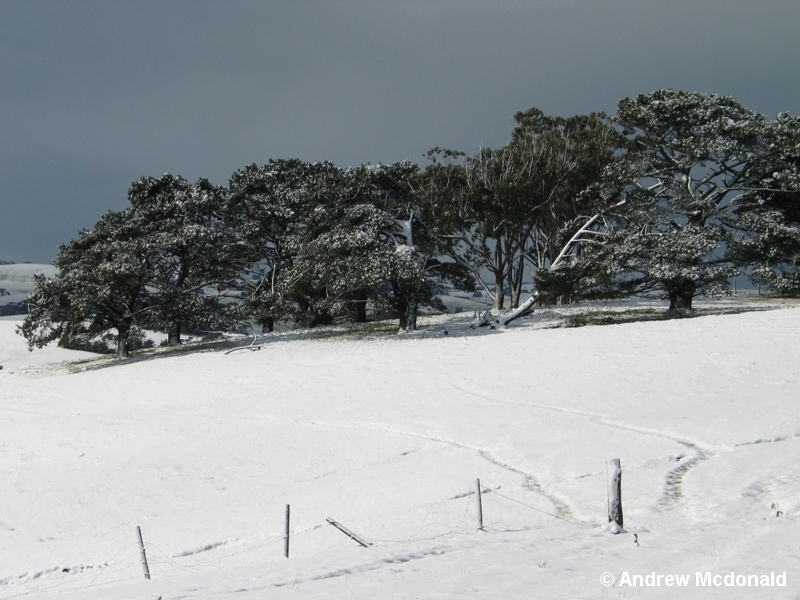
[[419, 145, 532, 311], [418, 109, 621, 315], [509, 109, 622, 304]]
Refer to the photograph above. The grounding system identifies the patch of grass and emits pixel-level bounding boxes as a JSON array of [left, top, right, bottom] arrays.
[[344, 323, 401, 336], [563, 308, 660, 328]]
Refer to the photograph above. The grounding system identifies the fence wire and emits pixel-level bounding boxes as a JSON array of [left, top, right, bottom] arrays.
[[0, 477, 597, 598]]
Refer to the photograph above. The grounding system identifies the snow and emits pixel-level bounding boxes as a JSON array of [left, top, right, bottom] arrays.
[[0, 317, 97, 370], [1, 299, 799, 599]]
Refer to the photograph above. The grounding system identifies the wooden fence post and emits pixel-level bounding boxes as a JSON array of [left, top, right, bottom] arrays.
[[284, 504, 290, 558], [326, 517, 372, 548], [607, 458, 623, 532], [476, 478, 485, 531], [136, 525, 151, 580]]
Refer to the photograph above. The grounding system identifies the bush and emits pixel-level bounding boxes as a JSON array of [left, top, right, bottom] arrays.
[[58, 327, 155, 354]]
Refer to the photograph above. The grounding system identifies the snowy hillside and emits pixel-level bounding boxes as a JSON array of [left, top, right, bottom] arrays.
[[1, 301, 798, 599], [0, 264, 56, 306]]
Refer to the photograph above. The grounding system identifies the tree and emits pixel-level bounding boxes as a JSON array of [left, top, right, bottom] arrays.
[[577, 90, 787, 312], [508, 109, 622, 304], [419, 145, 537, 311], [21, 210, 151, 359], [730, 112, 800, 292], [225, 160, 335, 332], [285, 160, 470, 331], [364, 161, 473, 331], [21, 174, 241, 357], [127, 174, 239, 345], [419, 110, 620, 326]]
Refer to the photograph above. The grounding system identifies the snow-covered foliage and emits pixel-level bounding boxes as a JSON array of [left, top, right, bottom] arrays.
[[20, 176, 242, 357], [733, 211, 800, 292], [286, 161, 468, 331], [728, 112, 800, 291], [127, 174, 242, 345], [223, 159, 470, 331], [17, 90, 800, 352], [21, 210, 153, 359], [571, 90, 800, 310]]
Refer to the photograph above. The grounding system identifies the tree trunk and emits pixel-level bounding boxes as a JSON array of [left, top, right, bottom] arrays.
[[398, 297, 418, 332], [391, 278, 418, 332], [355, 303, 367, 324], [493, 270, 505, 311], [260, 316, 275, 333], [667, 278, 696, 313], [116, 326, 131, 360], [352, 289, 368, 323], [405, 300, 418, 331], [167, 321, 182, 346], [509, 255, 524, 309], [309, 312, 334, 327]]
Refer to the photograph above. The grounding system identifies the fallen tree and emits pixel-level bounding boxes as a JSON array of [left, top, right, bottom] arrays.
[[469, 201, 624, 328]]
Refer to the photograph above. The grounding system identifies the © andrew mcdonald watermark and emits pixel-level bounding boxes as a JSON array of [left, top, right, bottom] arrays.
[[600, 571, 787, 588]]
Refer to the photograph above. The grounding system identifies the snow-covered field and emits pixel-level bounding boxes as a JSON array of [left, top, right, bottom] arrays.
[[1, 298, 799, 599]]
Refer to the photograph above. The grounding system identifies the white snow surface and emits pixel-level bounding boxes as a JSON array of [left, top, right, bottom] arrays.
[[1, 300, 799, 599]]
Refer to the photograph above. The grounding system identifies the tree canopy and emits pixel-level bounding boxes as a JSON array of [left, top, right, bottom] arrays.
[[19, 89, 800, 355], [565, 90, 800, 311]]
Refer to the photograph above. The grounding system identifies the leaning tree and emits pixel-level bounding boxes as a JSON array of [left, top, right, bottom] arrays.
[[418, 109, 621, 324]]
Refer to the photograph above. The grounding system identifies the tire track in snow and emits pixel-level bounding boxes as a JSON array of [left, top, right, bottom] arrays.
[[178, 411, 579, 525], [272, 544, 455, 589], [658, 442, 712, 510], [297, 418, 580, 524], [304, 420, 580, 522], [447, 384, 717, 512]]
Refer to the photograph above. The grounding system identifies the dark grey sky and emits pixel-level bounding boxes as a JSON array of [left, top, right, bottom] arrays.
[[2, 0, 799, 263]]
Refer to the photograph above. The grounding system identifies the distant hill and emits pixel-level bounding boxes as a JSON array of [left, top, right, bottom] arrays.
[[0, 263, 57, 310]]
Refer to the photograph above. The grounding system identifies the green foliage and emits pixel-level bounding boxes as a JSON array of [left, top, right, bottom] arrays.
[[21, 175, 240, 358], [225, 159, 337, 328], [728, 113, 800, 291], [343, 322, 401, 337], [20, 210, 153, 359]]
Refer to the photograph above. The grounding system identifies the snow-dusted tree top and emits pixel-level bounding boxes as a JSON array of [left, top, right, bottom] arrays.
[[551, 90, 800, 312]]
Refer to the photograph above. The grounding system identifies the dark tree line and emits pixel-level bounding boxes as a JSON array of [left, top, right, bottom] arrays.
[[20, 90, 800, 357]]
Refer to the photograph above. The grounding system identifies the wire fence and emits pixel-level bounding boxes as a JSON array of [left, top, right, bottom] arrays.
[[0, 478, 598, 598]]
